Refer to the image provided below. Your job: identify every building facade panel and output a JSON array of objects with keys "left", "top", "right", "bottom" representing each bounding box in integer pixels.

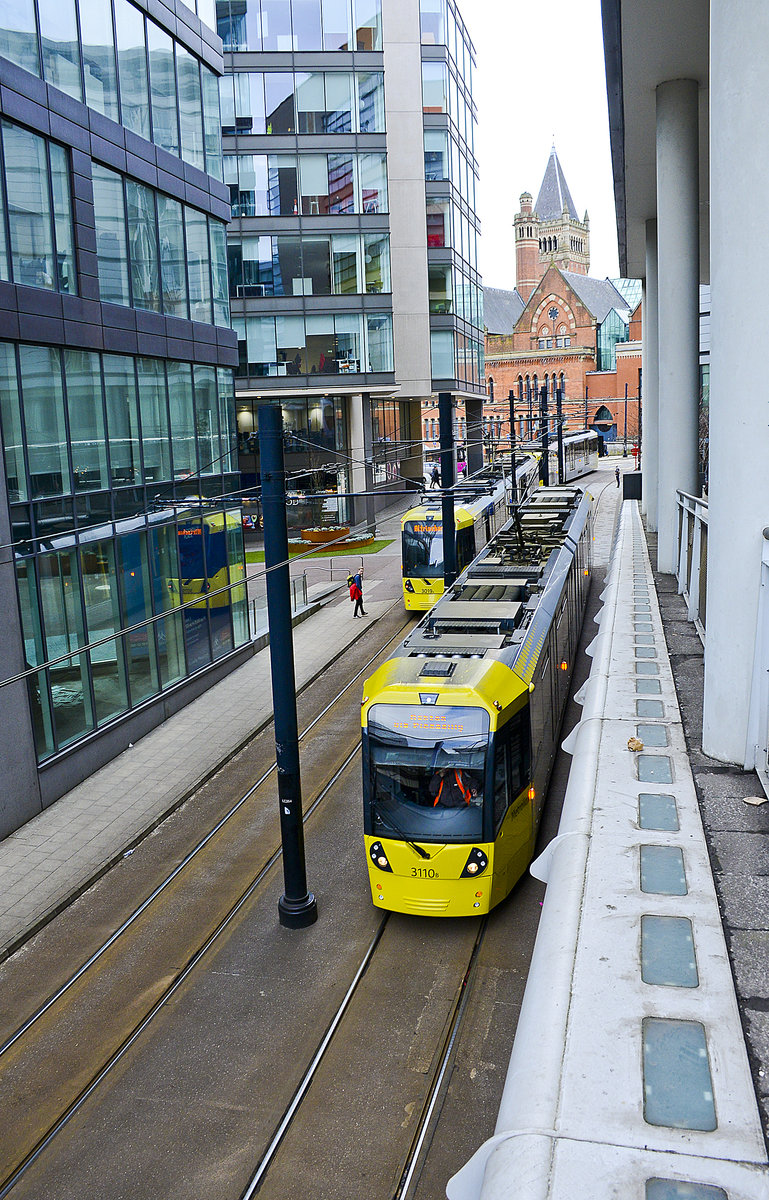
[{"left": 0, "top": 0, "right": 248, "bottom": 830}]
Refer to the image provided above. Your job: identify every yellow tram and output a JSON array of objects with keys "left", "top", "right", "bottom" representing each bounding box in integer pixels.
[
  {"left": 401, "top": 456, "right": 538, "bottom": 611},
  {"left": 362, "top": 485, "right": 592, "bottom": 917}
]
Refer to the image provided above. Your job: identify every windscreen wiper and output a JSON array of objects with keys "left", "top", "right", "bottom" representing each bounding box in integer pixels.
[{"left": 375, "top": 810, "right": 431, "bottom": 859}]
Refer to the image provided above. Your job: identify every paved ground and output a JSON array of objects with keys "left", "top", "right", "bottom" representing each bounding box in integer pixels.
[{"left": 649, "top": 527, "right": 769, "bottom": 1139}]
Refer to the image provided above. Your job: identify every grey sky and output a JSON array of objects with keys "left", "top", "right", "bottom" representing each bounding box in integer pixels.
[{"left": 462, "top": 0, "right": 621, "bottom": 290}]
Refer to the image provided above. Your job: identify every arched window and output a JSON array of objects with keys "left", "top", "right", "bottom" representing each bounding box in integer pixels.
[
  {"left": 560, "top": 372, "right": 566, "bottom": 395},
  {"left": 487, "top": 375, "right": 494, "bottom": 402},
  {"left": 517, "top": 374, "right": 524, "bottom": 400},
  {"left": 553, "top": 236, "right": 558, "bottom": 250}
]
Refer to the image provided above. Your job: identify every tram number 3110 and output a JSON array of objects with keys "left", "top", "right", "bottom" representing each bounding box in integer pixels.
[{"left": 412, "top": 867, "right": 439, "bottom": 878}]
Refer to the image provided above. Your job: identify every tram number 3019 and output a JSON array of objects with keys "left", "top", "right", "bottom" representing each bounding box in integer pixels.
[{"left": 412, "top": 867, "right": 439, "bottom": 878}]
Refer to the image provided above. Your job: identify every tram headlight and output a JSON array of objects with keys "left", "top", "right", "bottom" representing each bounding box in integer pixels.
[
  {"left": 404, "top": 579, "right": 415, "bottom": 593},
  {"left": 460, "top": 848, "right": 488, "bottom": 878},
  {"left": 370, "top": 841, "right": 392, "bottom": 872}
]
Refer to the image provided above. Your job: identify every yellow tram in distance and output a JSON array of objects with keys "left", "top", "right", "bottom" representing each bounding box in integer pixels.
[
  {"left": 362, "top": 485, "right": 592, "bottom": 917},
  {"left": 401, "top": 456, "right": 538, "bottom": 611}
]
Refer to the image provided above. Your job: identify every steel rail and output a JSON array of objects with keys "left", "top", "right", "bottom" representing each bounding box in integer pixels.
[
  {"left": 240, "top": 910, "right": 390, "bottom": 1200},
  {"left": 0, "top": 611, "right": 408, "bottom": 1062},
  {"left": 394, "top": 918, "right": 489, "bottom": 1200},
  {"left": 0, "top": 745, "right": 363, "bottom": 1199}
]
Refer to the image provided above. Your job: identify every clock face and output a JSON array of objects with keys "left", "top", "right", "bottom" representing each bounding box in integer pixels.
[{"left": 548, "top": 306, "right": 559, "bottom": 322}]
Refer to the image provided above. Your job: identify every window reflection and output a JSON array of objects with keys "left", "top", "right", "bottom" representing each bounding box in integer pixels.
[
  {"left": 15, "top": 558, "right": 55, "bottom": 759},
  {"left": 92, "top": 163, "right": 228, "bottom": 326},
  {"left": 39, "top": 547, "right": 94, "bottom": 748},
  {"left": 292, "top": 0, "right": 322, "bottom": 50},
  {"left": 22, "top": 345, "right": 70, "bottom": 499},
  {"left": 235, "top": 313, "right": 394, "bottom": 378},
  {"left": 158, "top": 194, "right": 187, "bottom": 318},
  {"left": 81, "top": 538, "right": 130, "bottom": 725},
  {"left": 114, "top": 0, "right": 150, "bottom": 140},
  {"left": 38, "top": 0, "right": 82, "bottom": 101},
  {"left": 93, "top": 164, "right": 130, "bottom": 306},
  {"left": 167, "top": 362, "right": 197, "bottom": 478},
  {"left": 117, "top": 530, "right": 159, "bottom": 704},
  {"left": 103, "top": 354, "right": 141, "bottom": 487},
  {"left": 176, "top": 44, "right": 206, "bottom": 173},
  {"left": 137, "top": 356, "right": 171, "bottom": 483},
  {"left": 0, "top": 341, "right": 25, "bottom": 502},
  {"left": 3, "top": 121, "right": 56, "bottom": 291},
  {"left": 265, "top": 72, "right": 296, "bottom": 133},
  {"left": 79, "top": 0, "right": 119, "bottom": 121},
  {"left": 354, "top": 0, "right": 381, "bottom": 50},
  {"left": 224, "top": 69, "right": 384, "bottom": 136},
  {"left": 127, "top": 180, "right": 161, "bottom": 311},
  {"left": 0, "top": 0, "right": 40, "bottom": 75},
  {"left": 147, "top": 20, "right": 179, "bottom": 158},
  {"left": 66, "top": 350, "right": 110, "bottom": 492}
]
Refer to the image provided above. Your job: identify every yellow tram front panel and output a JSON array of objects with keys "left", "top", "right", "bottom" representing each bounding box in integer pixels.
[
  {"left": 401, "top": 505, "right": 475, "bottom": 612},
  {"left": 365, "top": 835, "right": 497, "bottom": 916},
  {"left": 362, "top": 661, "right": 534, "bottom": 917},
  {"left": 402, "top": 576, "right": 444, "bottom": 611}
]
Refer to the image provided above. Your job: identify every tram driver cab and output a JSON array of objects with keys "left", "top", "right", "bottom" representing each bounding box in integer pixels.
[{"left": 365, "top": 704, "right": 489, "bottom": 843}]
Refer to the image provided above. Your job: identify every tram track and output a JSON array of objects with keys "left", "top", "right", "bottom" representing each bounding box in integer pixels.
[
  {"left": 234, "top": 914, "right": 490, "bottom": 1200},
  {"left": 0, "top": 609, "right": 409, "bottom": 1062},
  {"left": 0, "top": 612, "right": 410, "bottom": 1195},
  {"left": 0, "top": 474, "right": 619, "bottom": 1198}
]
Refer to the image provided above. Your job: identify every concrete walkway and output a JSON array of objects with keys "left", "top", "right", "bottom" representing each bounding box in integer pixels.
[{"left": 0, "top": 497, "right": 409, "bottom": 959}]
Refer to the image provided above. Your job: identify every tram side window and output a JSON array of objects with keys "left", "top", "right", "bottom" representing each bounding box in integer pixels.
[
  {"left": 456, "top": 525, "right": 475, "bottom": 570},
  {"left": 493, "top": 737, "right": 507, "bottom": 831},
  {"left": 493, "top": 710, "right": 531, "bottom": 832}
]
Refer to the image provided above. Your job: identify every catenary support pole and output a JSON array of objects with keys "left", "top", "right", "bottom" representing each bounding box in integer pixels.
[
  {"left": 508, "top": 390, "right": 518, "bottom": 504},
  {"left": 539, "top": 386, "right": 550, "bottom": 486},
  {"left": 438, "top": 392, "right": 456, "bottom": 589},
  {"left": 556, "top": 387, "right": 565, "bottom": 484},
  {"left": 258, "top": 403, "right": 318, "bottom": 929}
]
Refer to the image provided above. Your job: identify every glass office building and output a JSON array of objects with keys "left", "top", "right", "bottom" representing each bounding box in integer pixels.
[
  {"left": 421, "top": 0, "right": 484, "bottom": 393},
  {"left": 216, "top": 0, "right": 484, "bottom": 515},
  {"left": 0, "top": 0, "right": 244, "bottom": 830}
]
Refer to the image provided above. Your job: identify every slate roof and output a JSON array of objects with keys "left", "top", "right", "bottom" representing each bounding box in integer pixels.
[
  {"left": 559, "top": 271, "right": 630, "bottom": 322},
  {"left": 534, "top": 146, "right": 579, "bottom": 220},
  {"left": 483, "top": 286, "right": 525, "bottom": 334}
]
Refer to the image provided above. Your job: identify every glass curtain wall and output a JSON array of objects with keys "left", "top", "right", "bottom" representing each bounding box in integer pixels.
[
  {"left": 0, "top": 0, "right": 223, "bottom": 180},
  {"left": 216, "top": 0, "right": 382, "bottom": 52},
  {"left": 92, "top": 163, "right": 229, "bottom": 326},
  {"left": 3, "top": 337, "right": 246, "bottom": 762}
]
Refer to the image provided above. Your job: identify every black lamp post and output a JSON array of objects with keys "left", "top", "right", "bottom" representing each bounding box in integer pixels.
[{"left": 258, "top": 404, "right": 318, "bottom": 930}]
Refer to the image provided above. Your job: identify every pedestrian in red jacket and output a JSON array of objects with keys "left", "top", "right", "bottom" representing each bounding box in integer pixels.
[{"left": 349, "top": 579, "right": 366, "bottom": 618}]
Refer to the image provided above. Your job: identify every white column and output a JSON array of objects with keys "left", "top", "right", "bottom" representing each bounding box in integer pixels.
[
  {"left": 382, "top": 0, "right": 432, "bottom": 400},
  {"left": 348, "top": 393, "right": 373, "bottom": 528},
  {"left": 655, "top": 79, "right": 700, "bottom": 572},
  {"left": 642, "top": 220, "right": 659, "bottom": 528},
  {"left": 703, "top": 1, "right": 769, "bottom": 765}
]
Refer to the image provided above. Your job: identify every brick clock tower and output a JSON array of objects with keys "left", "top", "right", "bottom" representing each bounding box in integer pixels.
[{"left": 514, "top": 145, "right": 590, "bottom": 301}]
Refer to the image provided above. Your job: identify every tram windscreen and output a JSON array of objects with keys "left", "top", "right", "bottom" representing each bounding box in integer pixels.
[
  {"left": 402, "top": 520, "right": 443, "bottom": 578},
  {"left": 367, "top": 704, "right": 489, "bottom": 841}
]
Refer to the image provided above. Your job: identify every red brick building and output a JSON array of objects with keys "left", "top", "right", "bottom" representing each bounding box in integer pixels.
[{"left": 422, "top": 149, "right": 642, "bottom": 465}]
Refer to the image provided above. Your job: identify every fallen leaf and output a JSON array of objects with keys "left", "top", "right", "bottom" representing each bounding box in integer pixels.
[{"left": 627, "top": 737, "right": 644, "bottom": 751}]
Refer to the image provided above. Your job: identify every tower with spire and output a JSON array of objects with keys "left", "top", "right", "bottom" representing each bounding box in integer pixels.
[{"left": 513, "top": 145, "right": 590, "bottom": 301}]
